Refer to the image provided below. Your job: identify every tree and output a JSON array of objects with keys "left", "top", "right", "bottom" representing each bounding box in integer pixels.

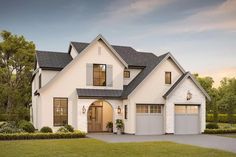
[
  {"left": 0, "top": 30, "right": 35, "bottom": 120},
  {"left": 217, "top": 78, "right": 236, "bottom": 123},
  {"left": 193, "top": 74, "right": 218, "bottom": 115}
]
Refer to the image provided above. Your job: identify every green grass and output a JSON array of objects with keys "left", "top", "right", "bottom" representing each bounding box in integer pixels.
[{"left": 0, "top": 138, "right": 235, "bottom": 157}]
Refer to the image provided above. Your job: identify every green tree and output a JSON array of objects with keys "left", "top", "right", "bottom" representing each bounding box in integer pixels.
[
  {"left": 0, "top": 30, "right": 35, "bottom": 120},
  {"left": 193, "top": 74, "right": 218, "bottom": 116},
  {"left": 217, "top": 78, "right": 236, "bottom": 123}
]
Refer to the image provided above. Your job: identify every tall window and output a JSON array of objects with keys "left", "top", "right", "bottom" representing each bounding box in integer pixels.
[
  {"left": 124, "top": 105, "right": 128, "bottom": 119},
  {"left": 124, "top": 71, "right": 130, "bottom": 78},
  {"left": 39, "top": 74, "right": 42, "bottom": 89},
  {"left": 53, "top": 98, "right": 68, "bottom": 126},
  {"left": 93, "top": 64, "right": 106, "bottom": 86},
  {"left": 165, "top": 72, "right": 171, "bottom": 84}
]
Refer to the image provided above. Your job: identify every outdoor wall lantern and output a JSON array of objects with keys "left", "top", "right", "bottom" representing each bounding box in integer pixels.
[
  {"left": 82, "top": 106, "right": 86, "bottom": 114},
  {"left": 187, "top": 90, "right": 192, "bottom": 100},
  {"left": 117, "top": 106, "right": 121, "bottom": 114}
]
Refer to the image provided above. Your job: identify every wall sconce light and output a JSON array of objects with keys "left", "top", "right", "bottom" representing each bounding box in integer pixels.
[
  {"left": 117, "top": 106, "right": 121, "bottom": 114},
  {"left": 82, "top": 106, "right": 86, "bottom": 114},
  {"left": 187, "top": 90, "right": 192, "bottom": 100}
]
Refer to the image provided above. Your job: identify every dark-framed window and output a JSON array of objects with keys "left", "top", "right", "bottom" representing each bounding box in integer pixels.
[
  {"left": 165, "top": 72, "right": 171, "bottom": 84},
  {"left": 124, "top": 71, "right": 130, "bottom": 78},
  {"left": 53, "top": 98, "right": 68, "bottom": 126},
  {"left": 124, "top": 105, "right": 128, "bottom": 119},
  {"left": 39, "top": 74, "right": 42, "bottom": 89},
  {"left": 93, "top": 64, "right": 106, "bottom": 86}
]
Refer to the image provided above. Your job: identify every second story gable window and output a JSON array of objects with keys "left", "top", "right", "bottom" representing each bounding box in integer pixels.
[
  {"left": 93, "top": 64, "right": 106, "bottom": 86},
  {"left": 165, "top": 72, "right": 171, "bottom": 84},
  {"left": 124, "top": 71, "right": 130, "bottom": 78}
]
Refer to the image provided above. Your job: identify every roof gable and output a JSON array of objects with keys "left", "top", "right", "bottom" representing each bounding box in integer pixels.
[
  {"left": 163, "top": 72, "right": 211, "bottom": 101},
  {"left": 70, "top": 34, "right": 128, "bottom": 67}
]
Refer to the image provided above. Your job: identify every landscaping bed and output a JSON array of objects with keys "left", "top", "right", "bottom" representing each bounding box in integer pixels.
[{"left": 0, "top": 132, "right": 86, "bottom": 140}]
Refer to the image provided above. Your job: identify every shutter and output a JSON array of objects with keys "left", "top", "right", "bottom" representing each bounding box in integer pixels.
[
  {"left": 106, "top": 64, "right": 113, "bottom": 87},
  {"left": 86, "top": 63, "right": 93, "bottom": 86}
]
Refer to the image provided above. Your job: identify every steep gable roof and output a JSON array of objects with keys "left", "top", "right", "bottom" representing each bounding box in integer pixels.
[
  {"left": 36, "top": 51, "right": 72, "bottom": 70},
  {"left": 163, "top": 72, "right": 211, "bottom": 101}
]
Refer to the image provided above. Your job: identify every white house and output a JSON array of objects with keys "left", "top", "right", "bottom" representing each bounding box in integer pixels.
[{"left": 31, "top": 34, "right": 210, "bottom": 135}]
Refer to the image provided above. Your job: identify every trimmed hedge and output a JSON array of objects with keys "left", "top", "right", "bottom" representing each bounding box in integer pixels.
[
  {"left": 18, "top": 120, "right": 35, "bottom": 133},
  {"left": 206, "top": 114, "right": 236, "bottom": 123},
  {"left": 0, "top": 132, "right": 86, "bottom": 140},
  {"left": 204, "top": 129, "right": 236, "bottom": 134},
  {"left": 40, "top": 126, "right": 53, "bottom": 133},
  {"left": 206, "top": 123, "right": 219, "bottom": 129}
]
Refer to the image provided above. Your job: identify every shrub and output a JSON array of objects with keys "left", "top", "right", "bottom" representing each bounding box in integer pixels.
[
  {"left": 57, "top": 127, "right": 69, "bottom": 133},
  {"left": 206, "top": 123, "right": 219, "bottom": 129},
  {"left": 64, "top": 125, "right": 74, "bottom": 132},
  {"left": 57, "top": 125, "right": 74, "bottom": 133},
  {"left": 18, "top": 120, "right": 35, "bottom": 133},
  {"left": 204, "top": 129, "right": 236, "bottom": 134},
  {"left": 40, "top": 126, "right": 53, "bottom": 133},
  {"left": 0, "top": 121, "right": 24, "bottom": 133},
  {"left": 0, "top": 132, "right": 86, "bottom": 140},
  {"left": 206, "top": 114, "right": 236, "bottom": 123}
]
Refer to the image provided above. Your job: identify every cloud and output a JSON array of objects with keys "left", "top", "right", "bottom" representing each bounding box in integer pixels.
[
  {"left": 101, "top": 0, "right": 173, "bottom": 24},
  {"left": 198, "top": 66, "right": 236, "bottom": 87},
  {"left": 156, "top": 0, "right": 236, "bottom": 34}
]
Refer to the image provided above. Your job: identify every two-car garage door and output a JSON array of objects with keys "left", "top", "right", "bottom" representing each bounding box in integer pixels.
[
  {"left": 136, "top": 104, "right": 163, "bottom": 135},
  {"left": 175, "top": 105, "right": 200, "bottom": 134}
]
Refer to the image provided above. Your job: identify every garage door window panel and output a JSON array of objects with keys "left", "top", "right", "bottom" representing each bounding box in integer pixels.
[
  {"left": 175, "top": 106, "right": 186, "bottom": 114},
  {"left": 136, "top": 105, "right": 148, "bottom": 113},
  {"left": 186, "top": 106, "right": 198, "bottom": 114},
  {"left": 150, "top": 105, "right": 162, "bottom": 114}
]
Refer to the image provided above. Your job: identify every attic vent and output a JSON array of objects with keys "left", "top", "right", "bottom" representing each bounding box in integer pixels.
[{"left": 98, "top": 46, "right": 101, "bottom": 55}]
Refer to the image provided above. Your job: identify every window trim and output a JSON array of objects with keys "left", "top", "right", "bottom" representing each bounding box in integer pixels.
[
  {"left": 53, "top": 97, "right": 68, "bottom": 126},
  {"left": 93, "top": 64, "right": 106, "bottom": 86},
  {"left": 165, "top": 72, "right": 171, "bottom": 84},
  {"left": 124, "top": 71, "right": 130, "bottom": 78}
]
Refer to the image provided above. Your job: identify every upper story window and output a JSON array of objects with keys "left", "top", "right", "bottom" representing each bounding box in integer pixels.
[
  {"left": 165, "top": 72, "right": 171, "bottom": 84},
  {"left": 39, "top": 74, "right": 42, "bottom": 89},
  {"left": 124, "top": 71, "right": 130, "bottom": 78},
  {"left": 93, "top": 64, "right": 106, "bottom": 86}
]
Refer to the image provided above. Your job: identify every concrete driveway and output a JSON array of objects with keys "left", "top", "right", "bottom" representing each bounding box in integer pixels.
[{"left": 87, "top": 133, "right": 236, "bottom": 153}]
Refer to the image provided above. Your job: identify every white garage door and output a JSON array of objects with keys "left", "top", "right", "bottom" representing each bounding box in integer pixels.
[
  {"left": 175, "top": 105, "right": 200, "bottom": 134},
  {"left": 136, "top": 104, "right": 164, "bottom": 135}
]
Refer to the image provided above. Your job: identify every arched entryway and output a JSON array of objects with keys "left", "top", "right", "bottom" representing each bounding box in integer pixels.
[{"left": 87, "top": 100, "right": 113, "bottom": 132}]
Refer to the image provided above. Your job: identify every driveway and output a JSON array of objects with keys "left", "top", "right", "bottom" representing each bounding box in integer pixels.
[{"left": 87, "top": 133, "right": 236, "bottom": 153}]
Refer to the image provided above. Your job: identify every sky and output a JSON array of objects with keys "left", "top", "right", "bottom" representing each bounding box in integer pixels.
[{"left": 0, "top": 0, "right": 235, "bottom": 86}]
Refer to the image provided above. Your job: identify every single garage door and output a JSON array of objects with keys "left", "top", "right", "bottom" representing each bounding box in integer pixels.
[
  {"left": 136, "top": 104, "right": 163, "bottom": 135},
  {"left": 175, "top": 105, "right": 200, "bottom": 134}
]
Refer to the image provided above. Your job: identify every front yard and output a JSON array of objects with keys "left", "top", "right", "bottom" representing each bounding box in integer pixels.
[{"left": 0, "top": 138, "right": 235, "bottom": 157}]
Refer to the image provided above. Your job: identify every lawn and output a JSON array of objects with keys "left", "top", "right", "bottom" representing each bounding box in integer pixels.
[{"left": 0, "top": 139, "right": 235, "bottom": 157}]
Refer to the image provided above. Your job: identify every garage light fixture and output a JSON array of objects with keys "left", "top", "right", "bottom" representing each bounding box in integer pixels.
[{"left": 187, "top": 90, "right": 192, "bottom": 100}]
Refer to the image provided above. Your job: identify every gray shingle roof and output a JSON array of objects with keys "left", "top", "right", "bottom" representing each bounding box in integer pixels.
[
  {"left": 36, "top": 42, "right": 169, "bottom": 99},
  {"left": 76, "top": 88, "right": 123, "bottom": 99},
  {"left": 36, "top": 51, "right": 72, "bottom": 70}
]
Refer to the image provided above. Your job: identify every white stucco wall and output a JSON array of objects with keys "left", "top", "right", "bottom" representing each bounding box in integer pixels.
[
  {"left": 36, "top": 40, "right": 125, "bottom": 130},
  {"left": 70, "top": 46, "right": 78, "bottom": 59},
  {"left": 123, "top": 69, "right": 142, "bottom": 85},
  {"left": 41, "top": 70, "right": 58, "bottom": 86},
  {"left": 165, "top": 77, "right": 206, "bottom": 133},
  {"left": 126, "top": 58, "right": 183, "bottom": 134}
]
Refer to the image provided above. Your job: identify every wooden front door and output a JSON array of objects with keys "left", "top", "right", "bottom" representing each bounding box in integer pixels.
[{"left": 88, "top": 105, "right": 103, "bottom": 132}]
